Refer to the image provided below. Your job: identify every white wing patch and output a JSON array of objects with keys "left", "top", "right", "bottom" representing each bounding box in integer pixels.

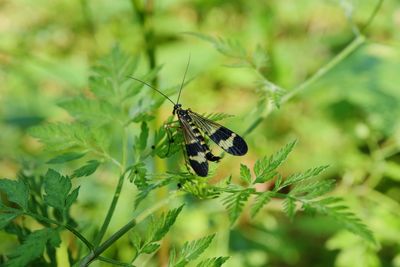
[
  {"left": 218, "top": 133, "right": 236, "bottom": 150},
  {"left": 189, "top": 152, "right": 207, "bottom": 164}
]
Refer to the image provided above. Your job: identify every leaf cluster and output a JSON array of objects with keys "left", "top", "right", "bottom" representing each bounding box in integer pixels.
[{"left": 0, "top": 169, "right": 79, "bottom": 266}]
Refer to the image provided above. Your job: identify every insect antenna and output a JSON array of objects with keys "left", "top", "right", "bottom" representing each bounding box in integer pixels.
[
  {"left": 176, "top": 54, "right": 191, "bottom": 104},
  {"left": 128, "top": 76, "right": 175, "bottom": 105}
]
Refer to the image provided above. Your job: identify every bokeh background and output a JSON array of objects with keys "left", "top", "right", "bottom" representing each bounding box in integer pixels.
[{"left": 1, "top": 0, "right": 400, "bottom": 266}]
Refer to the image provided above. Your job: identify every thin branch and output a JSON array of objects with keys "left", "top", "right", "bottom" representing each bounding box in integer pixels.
[
  {"left": 79, "top": 219, "right": 137, "bottom": 266},
  {"left": 94, "top": 173, "right": 126, "bottom": 247},
  {"left": 25, "top": 212, "right": 94, "bottom": 250},
  {"left": 361, "top": 0, "right": 384, "bottom": 33}
]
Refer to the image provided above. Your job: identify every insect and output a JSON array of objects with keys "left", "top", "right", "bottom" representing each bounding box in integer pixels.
[{"left": 129, "top": 59, "right": 248, "bottom": 177}]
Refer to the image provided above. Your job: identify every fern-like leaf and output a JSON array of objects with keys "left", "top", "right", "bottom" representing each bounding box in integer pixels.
[
  {"left": 196, "top": 257, "right": 229, "bottom": 267},
  {"left": 250, "top": 192, "right": 271, "bottom": 218},
  {"left": 171, "top": 234, "right": 215, "bottom": 267},
  {"left": 253, "top": 140, "right": 296, "bottom": 183},
  {"left": 222, "top": 188, "right": 254, "bottom": 225},
  {"left": 303, "top": 197, "right": 376, "bottom": 245}
]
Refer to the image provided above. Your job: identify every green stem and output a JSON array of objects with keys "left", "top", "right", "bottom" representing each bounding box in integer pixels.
[
  {"left": 361, "top": 0, "right": 384, "bottom": 33},
  {"left": 93, "top": 173, "right": 125, "bottom": 247},
  {"left": 281, "top": 34, "right": 366, "bottom": 104},
  {"left": 243, "top": 35, "right": 366, "bottom": 137},
  {"left": 79, "top": 219, "right": 136, "bottom": 266},
  {"left": 94, "top": 128, "right": 128, "bottom": 246},
  {"left": 25, "top": 212, "right": 93, "bottom": 250}
]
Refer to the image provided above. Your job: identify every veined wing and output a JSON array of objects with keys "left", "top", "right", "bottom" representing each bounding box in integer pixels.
[
  {"left": 188, "top": 110, "right": 248, "bottom": 156},
  {"left": 179, "top": 117, "right": 208, "bottom": 177}
]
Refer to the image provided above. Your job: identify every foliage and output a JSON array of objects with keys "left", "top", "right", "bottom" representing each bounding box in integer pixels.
[{"left": 1, "top": 0, "right": 396, "bottom": 266}]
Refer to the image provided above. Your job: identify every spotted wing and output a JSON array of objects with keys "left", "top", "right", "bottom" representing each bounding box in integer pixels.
[
  {"left": 179, "top": 117, "right": 209, "bottom": 177},
  {"left": 188, "top": 110, "right": 248, "bottom": 156}
]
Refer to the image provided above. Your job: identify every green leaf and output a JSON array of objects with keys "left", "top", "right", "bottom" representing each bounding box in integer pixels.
[
  {"left": 239, "top": 164, "right": 252, "bottom": 184},
  {"left": 253, "top": 141, "right": 296, "bottom": 183},
  {"left": 43, "top": 169, "right": 72, "bottom": 211},
  {"left": 222, "top": 188, "right": 254, "bottom": 225},
  {"left": 283, "top": 197, "right": 296, "bottom": 221},
  {"left": 0, "top": 211, "right": 22, "bottom": 229},
  {"left": 30, "top": 123, "right": 109, "bottom": 152},
  {"left": 58, "top": 98, "right": 122, "bottom": 125},
  {"left": 172, "top": 234, "right": 216, "bottom": 267},
  {"left": 4, "top": 228, "right": 61, "bottom": 267},
  {"left": 47, "top": 152, "right": 86, "bottom": 164},
  {"left": 148, "top": 205, "right": 184, "bottom": 242},
  {"left": 281, "top": 165, "right": 329, "bottom": 189},
  {"left": 0, "top": 179, "right": 29, "bottom": 210},
  {"left": 291, "top": 178, "right": 335, "bottom": 199},
  {"left": 304, "top": 197, "right": 376, "bottom": 245},
  {"left": 136, "top": 122, "right": 149, "bottom": 151},
  {"left": 89, "top": 45, "right": 139, "bottom": 100},
  {"left": 196, "top": 257, "right": 230, "bottom": 267},
  {"left": 203, "top": 112, "right": 234, "bottom": 122},
  {"left": 250, "top": 192, "right": 271, "bottom": 218},
  {"left": 66, "top": 187, "right": 80, "bottom": 209},
  {"left": 128, "top": 162, "right": 148, "bottom": 189},
  {"left": 72, "top": 160, "right": 100, "bottom": 178},
  {"left": 142, "top": 243, "right": 160, "bottom": 254}
]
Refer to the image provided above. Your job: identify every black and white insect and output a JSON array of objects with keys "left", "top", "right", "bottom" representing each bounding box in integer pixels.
[{"left": 129, "top": 59, "right": 248, "bottom": 177}]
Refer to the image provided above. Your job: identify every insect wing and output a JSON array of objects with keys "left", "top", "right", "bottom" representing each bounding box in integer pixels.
[
  {"left": 179, "top": 118, "right": 209, "bottom": 177},
  {"left": 188, "top": 111, "right": 248, "bottom": 156}
]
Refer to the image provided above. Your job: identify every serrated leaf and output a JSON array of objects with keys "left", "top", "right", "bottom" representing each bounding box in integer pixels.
[
  {"left": 196, "top": 257, "right": 229, "bottom": 267},
  {"left": 0, "top": 179, "right": 29, "bottom": 210},
  {"left": 239, "top": 164, "right": 251, "bottom": 184},
  {"left": 89, "top": 45, "right": 139, "bottom": 100},
  {"left": 203, "top": 112, "right": 234, "bottom": 122},
  {"left": 4, "top": 228, "right": 61, "bottom": 267},
  {"left": 281, "top": 165, "right": 329, "bottom": 189},
  {"left": 44, "top": 169, "right": 72, "bottom": 211},
  {"left": 173, "top": 234, "right": 216, "bottom": 267},
  {"left": 142, "top": 243, "right": 160, "bottom": 254},
  {"left": 0, "top": 212, "right": 22, "bottom": 229},
  {"left": 291, "top": 178, "right": 335, "bottom": 199},
  {"left": 222, "top": 189, "right": 254, "bottom": 225},
  {"left": 250, "top": 192, "right": 271, "bottom": 218},
  {"left": 29, "top": 123, "right": 109, "bottom": 152},
  {"left": 272, "top": 174, "right": 283, "bottom": 192},
  {"left": 58, "top": 98, "right": 122, "bottom": 125},
  {"left": 148, "top": 205, "right": 184, "bottom": 242},
  {"left": 65, "top": 187, "right": 80, "bottom": 209},
  {"left": 47, "top": 152, "right": 86, "bottom": 164},
  {"left": 305, "top": 197, "right": 376, "bottom": 245},
  {"left": 72, "top": 160, "right": 100, "bottom": 178},
  {"left": 137, "top": 122, "right": 149, "bottom": 151},
  {"left": 283, "top": 197, "right": 296, "bottom": 220},
  {"left": 253, "top": 141, "right": 296, "bottom": 183},
  {"left": 130, "top": 232, "right": 141, "bottom": 251},
  {"left": 128, "top": 162, "right": 148, "bottom": 189}
]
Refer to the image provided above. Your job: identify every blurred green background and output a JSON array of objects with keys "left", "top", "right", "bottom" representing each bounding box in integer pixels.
[{"left": 1, "top": 0, "right": 400, "bottom": 266}]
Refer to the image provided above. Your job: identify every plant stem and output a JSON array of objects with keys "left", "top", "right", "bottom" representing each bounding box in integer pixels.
[
  {"left": 79, "top": 219, "right": 136, "bottom": 266},
  {"left": 243, "top": 34, "right": 366, "bottom": 137},
  {"left": 98, "top": 256, "right": 132, "bottom": 266},
  {"left": 94, "top": 128, "right": 128, "bottom": 246},
  {"left": 25, "top": 212, "right": 94, "bottom": 250},
  {"left": 361, "top": 0, "right": 384, "bottom": 33},
  {"left": 281, "top": 34, "right": 366, "bottom": 104},
  {"left": 94, "top": 173, "right": 125, "bottom": 247}
]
